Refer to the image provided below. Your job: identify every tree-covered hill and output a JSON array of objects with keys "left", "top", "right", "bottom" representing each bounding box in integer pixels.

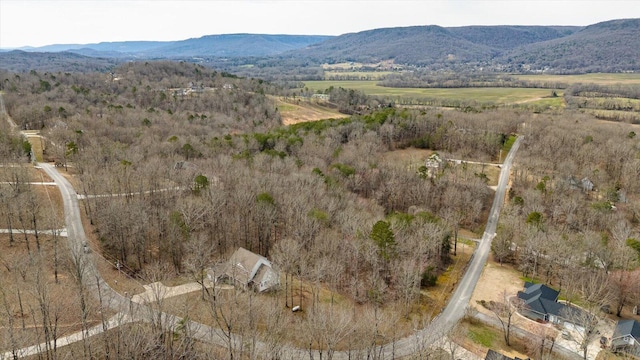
[
  {"left": 503, "top": 18, "right": 640, "bottom": 73},
  {"left": 291, "top": 25, "right": 498, "bottom": 65}
]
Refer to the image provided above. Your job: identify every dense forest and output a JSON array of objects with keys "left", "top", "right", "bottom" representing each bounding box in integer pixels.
[{"left": 0, "top": 61, "right": 639, "bottom": 359}]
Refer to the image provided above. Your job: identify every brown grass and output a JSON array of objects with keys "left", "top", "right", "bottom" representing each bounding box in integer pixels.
[
  {"left": 271, "top": 96, "right": 349, "bottom": 125},
  {"left": 379, "top": 148, "right": 433, "bottom": 169},
  {"left": 24, "top": 134, "right": 45, "bottom": 162}
]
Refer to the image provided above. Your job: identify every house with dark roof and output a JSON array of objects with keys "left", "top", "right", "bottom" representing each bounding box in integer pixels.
[
  {"left": 611, "top": 319, "right": 640, "bottom": 357},
  {"left": 517, "top": 282, "right": 586, "bottom": 333},
  {"left": 208, "top": 247, "right": 279, "bottom": 292},
  {"left": 485, "top": 349, "right": 529, "bottom": 360}
]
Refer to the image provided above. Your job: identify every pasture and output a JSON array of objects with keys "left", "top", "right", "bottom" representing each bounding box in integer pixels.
[
  {"left": 269, "top": 96, "right": 349, "bottom": 125},
  {"left": 303, "top": 80, "right": 557, "bottom": 105},
  {"left": 514, "top": 73, "right": 640, "bottom": 86}
]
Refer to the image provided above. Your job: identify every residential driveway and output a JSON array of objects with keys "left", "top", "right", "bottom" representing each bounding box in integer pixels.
[
  {"left": 131, "top": 281, "right": 233, "bottom": 304},
  {"left": 554, "top": 317, "right": 615, "bottom": 360}
]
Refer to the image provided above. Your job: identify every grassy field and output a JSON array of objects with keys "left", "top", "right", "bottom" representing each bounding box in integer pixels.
[
  {"left": 303, "top": 80, "right": 556, "bottom": 105},
  {"left": 515, "top": 73, "right": 640, "bottom": 85},
  {"left": 269, "top": 96, "right": 349, "bottom": 125}
]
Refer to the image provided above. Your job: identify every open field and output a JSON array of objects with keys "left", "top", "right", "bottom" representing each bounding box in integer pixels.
[
  {"left": 303, "top": 80, "right": 556, "bottom": 104},
  {"left": 515, "top": 73, "right": 640, "bottom": 86},
  {"left": 270, "top": 96, "right": 349, "bottom": 125},
  {"left": 380, "top": 147, "right": 502, "bottom": 186}
]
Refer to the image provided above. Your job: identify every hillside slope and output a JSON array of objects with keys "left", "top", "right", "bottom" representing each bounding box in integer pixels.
[
  {"left": 504, "top": 18, "right": 640, "bottom": 72},
  {"left": 293, "top": 25, "right": 498, "bottom": 66},
  {"left": 286, "top": 19, "right": 638, "bottom": 72}
]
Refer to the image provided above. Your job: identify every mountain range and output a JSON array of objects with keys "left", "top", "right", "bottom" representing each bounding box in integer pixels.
[
  {"left": 7, "top": 34, "right": 334, "bottom": 58},
  {"left": 1, "top": 18, "right": 638, "bottom": 73}
]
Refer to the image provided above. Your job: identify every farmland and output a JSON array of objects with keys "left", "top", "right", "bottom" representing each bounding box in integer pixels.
[
  {"left": 514, "top": 72, "right": 640, "bottom": 86},
  {"left": 303, "top": 80, "right": 557, "bottom": 105}
]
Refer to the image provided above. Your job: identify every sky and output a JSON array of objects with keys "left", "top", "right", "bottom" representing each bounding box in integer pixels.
[{"left": 1, "top": 0, "right": 639, "bottom": 48}]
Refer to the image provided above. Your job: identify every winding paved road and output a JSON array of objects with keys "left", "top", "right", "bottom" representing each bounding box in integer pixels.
[{"left": 3, "top": 112, "right": 530, "bottom": 359}]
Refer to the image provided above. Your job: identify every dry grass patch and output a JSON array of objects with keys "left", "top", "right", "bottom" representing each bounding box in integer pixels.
[
  {"left": 271, "top": 96, "right": 348, "bottom": 125},
  {"left": 379, "top": 148, "right": 433, "bottom": 169},
  {"left": 25, "top": 134, "right": 45, "bottom": 162},
  {"left": 469, "top": 260, "right": 523, "bottom": 316}
]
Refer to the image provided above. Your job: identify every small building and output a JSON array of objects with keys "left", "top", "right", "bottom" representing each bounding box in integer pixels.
[
  {"left": 424, "top": 153, "right": 444, "bottom": 178},
  {"left": 312, "top": 93, "right": 330, "bottom": 101},
  {"left": 209, "top": 247, "right": 279, "bottom": 293},
  {"left": 611, "top": 319, "right": 640, "bottom": 357},
  {"left": 568, "top": 176, "right": 594, "bottom": 192},
  {"left": 485, "top": 349, "right": 529, "bottom": 360}
]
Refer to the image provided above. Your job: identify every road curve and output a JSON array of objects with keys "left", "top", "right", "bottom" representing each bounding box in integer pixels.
[{"left": 4, "top": 136, "right": 523, "bottom": 359}]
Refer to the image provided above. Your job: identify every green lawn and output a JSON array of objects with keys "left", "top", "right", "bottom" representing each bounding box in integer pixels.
[
  {"left": 467, "top": 323, "right": 498, "bottom": 347},
  {"left": 303, "top": 80, "right": 555, "bottom": 105}
]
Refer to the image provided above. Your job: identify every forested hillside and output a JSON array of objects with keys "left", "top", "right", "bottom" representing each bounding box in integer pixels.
[
  {"left": 1, "top": 59, "right": 639, "bottom": 359},
  {"left": 285, "top": 18, "right": 639, "bottom": 73},
  {"left": 0, "top": 50, "right": 120, "bottom": 73},
  {"left": 0, "top": 63, "right": 518, "bottom": 353},
  {"left": 504, "top": 18, "right": 640, "bottom": 73}
]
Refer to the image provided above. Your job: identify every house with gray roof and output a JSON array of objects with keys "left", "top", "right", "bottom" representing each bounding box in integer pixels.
[
  {"left": 611, "top": 319, "right": 640, "bottom": 357},
  {"left": 517, "top": 282, "right": 586, "bottom": 333},
  {"left": 208, "top": 247, "right": 279, "bottom": 292},
  {"left": 485, "top": 349, "right": 529, "bottom": 360}
]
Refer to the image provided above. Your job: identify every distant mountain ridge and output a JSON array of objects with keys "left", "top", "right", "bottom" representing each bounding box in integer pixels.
[
  {"left": 10, "top": 34, "right": 334, "bottom": 58},
  {"left": 1, "top": 19, "right": 639, "bottom": 73}
]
